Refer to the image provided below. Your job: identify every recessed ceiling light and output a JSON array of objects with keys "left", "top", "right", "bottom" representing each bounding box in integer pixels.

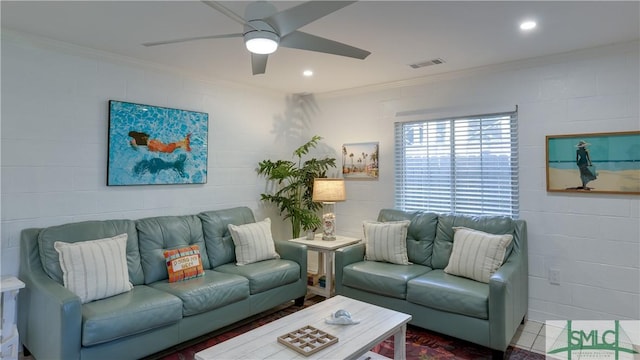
[
  {"left": 520, "top": 21, "right": 537, "bottom": 31},
  {"left": 303, "top": 70, "right": 313, "bottom": 77}
]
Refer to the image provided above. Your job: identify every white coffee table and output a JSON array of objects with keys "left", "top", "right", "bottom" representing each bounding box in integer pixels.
[{"left": 195, "top": 295, "right": 411, "bottom": 360}]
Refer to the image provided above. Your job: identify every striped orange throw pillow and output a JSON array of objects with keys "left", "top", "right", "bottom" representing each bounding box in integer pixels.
[{"left": 164, "top": 245, "right": 205, "bottom": 282}]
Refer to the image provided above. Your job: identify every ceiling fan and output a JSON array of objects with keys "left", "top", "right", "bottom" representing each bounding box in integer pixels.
[{"left": 143, "top": 1, "right": 371, "bottom": 75}]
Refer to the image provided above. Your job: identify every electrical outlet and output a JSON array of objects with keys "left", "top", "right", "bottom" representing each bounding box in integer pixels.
[{"left": 549, "top": 268, "right": 561, "bottom": 285}]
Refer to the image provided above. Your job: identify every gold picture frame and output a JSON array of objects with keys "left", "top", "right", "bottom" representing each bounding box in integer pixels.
[{"left": 545, "top": 131, "right": 639, "bottom": 194}]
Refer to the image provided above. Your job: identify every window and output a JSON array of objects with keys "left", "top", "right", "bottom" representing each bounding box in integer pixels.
[{"left": 394, "top": 111, "right": 519, "bottom": 217}]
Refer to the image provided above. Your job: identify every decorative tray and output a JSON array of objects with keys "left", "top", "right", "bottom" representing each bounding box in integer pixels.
[{"left": 277, "top": 325, "right": 338, "bottom": 356}]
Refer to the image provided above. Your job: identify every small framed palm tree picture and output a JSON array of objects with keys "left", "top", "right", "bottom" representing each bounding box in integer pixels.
[{"left": 342, "top": 142, "right": 379, "bottom": 180}]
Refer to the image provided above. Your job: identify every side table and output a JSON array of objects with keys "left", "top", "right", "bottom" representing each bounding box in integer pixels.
[
  {"left": 290, "top": 235, "right": 360, "bottom": 298},
  {"left": 1, "top": 276, "right": 25, "bottom": 360}
]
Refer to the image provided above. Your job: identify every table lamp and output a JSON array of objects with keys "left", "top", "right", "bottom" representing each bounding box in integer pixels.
[{"left": 312, "top": 178, "right": 346, "bottom": 241}]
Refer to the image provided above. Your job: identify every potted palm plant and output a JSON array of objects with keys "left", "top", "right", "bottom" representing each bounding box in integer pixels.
[{"left": 257, "top": 136, "right": 337, "bottom": 238}]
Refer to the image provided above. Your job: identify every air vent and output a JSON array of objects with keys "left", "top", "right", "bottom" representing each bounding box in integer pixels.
[{"left": 409, "top": 58, "right": 446, "bottom": 69}]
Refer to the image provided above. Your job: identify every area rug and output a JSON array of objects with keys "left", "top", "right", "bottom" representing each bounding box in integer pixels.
[{"left": 144, "top": 296, "right": 543, "bottom": 360}]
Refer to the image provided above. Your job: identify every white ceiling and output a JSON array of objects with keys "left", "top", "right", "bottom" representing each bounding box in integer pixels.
[{"left": 2, "top": 1, "right": 639, "bottom": 94}]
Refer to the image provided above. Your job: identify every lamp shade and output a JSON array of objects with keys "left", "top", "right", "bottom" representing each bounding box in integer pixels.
[{"left": 312, "top": 178, "right": 346, "bottom": 202}]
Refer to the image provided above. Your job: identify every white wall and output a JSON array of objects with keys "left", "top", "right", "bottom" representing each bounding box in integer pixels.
[
  {"left": 0, "top": 31, "right": 314, "bottom": 276},
  {"left": 313, "top": 41, "right": 640, "bottom": 321},
  {"left": 2, "top": 30, "right": 639, "bottom": 322}
]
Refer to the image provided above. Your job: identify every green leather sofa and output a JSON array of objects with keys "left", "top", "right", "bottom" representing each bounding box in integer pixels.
[
  {"left": 18, "top": 207, "right": 307, "bottom": 360},
  {"left": 335, "top": 209, "right": 528, "bottom": 358}
]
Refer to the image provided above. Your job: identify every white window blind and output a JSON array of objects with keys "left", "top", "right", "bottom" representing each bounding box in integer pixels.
[{"left": 394, "top": 111, "right": 519, "bottom": 217}]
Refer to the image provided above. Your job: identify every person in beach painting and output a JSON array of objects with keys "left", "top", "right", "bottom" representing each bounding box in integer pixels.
[
  {"left": 576, "top": 140, "right": 596, "bottom": 190},
  {"left": 128, "top": 131, "right": 191, "bottom": 153}
]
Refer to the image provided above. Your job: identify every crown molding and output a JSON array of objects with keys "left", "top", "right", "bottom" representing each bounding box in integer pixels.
[
  {"left": 318, "top": 39, "right": 640, "bottom": 99},
  {"left": 1, "top": 29, "right": 287, "bottom": 97},
  {"left": 3, "top": 29, "right": 637, "bottom": 99}
]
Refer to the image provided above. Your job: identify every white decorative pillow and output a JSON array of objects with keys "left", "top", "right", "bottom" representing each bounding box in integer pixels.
[
  {"left": 54, "top": 233, "right": 133, "bottom": 303},
  {"left": 363, "top": 220, "right": 411, "bottom": 265},
  {"left": 444, "top": 227, "right": 513, "bottom": 283},
  {"left": 228, "top": 218, "right": 280, "bottom": 266}
]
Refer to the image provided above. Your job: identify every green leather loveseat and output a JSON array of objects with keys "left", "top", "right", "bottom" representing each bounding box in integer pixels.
[
  {"left": 18, "top": 207, "right": 307, "bottom": 360},
  {"left": 334, "top": 209, "right": 527, "bottom": 358}
]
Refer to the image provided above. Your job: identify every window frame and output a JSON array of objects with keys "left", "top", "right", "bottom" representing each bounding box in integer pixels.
[{"left": 394, "top": 110, "right": 519, "bottom": 218}]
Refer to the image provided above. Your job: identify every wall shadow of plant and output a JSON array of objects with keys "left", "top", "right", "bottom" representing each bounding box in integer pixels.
[
  {"left": 275, "top": 93, "right": 338, "bottom": 159},
  {"left": 257, "top": 93, "right": 340, "bottom": 239},
  {"left": 271, "top": 93, "right": 318, "bottom": 145}
]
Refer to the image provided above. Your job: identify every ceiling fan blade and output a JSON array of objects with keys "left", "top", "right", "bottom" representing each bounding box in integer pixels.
[
  {"left": 143, "top": 33, "right": 242, "bottom": 47},
  {"left": 264, "top": 1, "right": 357, "bottom": 37},
  {"left": 280, "top": 31, "right": 370, "bottom": 60},
  {"left": 252, "top": 53, "right": 268, "bottom": 75},
  {"left": 201, "top": 1, "right": 249, "bottom": 27}
]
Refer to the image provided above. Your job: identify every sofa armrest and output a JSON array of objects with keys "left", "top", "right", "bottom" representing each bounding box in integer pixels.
[
  {"left": 274, "top": 240, "right": 308, "bottom": 278},
  {"left": 19, "top": 230, "right": 82, "bottom": 360},
  {"left": 488, "top": 252, "right": 528, "bottom": 351},
  {"left": 334, "top": 243, "right": 365, "bottom": 295}
]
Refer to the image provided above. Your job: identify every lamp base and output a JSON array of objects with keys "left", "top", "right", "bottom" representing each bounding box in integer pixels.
[
  {"left": 321, "top": 203, "right": 336, "bottom": 241},
  {"left": 322, "top": 234, "right": 336, "bottom": 241}
]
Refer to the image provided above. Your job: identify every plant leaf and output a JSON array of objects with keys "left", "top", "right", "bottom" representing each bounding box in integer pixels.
[{"left": 256, "top": 135, "right": 336, "bottom": 237}]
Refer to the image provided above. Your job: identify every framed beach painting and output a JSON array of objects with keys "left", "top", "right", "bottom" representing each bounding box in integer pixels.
[
  {"left": 546, "top": 131, "right": 640, "bottom": 194},
  {"left": 107, "top": 100, "right": 208, "bottom": 186},
  {"left": 342, "top": 142, "right": 379, "bottom": 180}
]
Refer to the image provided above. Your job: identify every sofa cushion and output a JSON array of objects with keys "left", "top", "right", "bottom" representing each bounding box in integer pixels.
[
  {"left": 228, "top": 218, "right": 280, "bottom": 265},
  {"left": 407, "top": 269, "right": 489, "bottom": 320},
  {"left": 54, "top": 233, "right": 133, "bottom": 303},
  {"left": 215, "top": 259, "right": 300, "bottom": 295},
  {"left": 378, "top": 210, "right": 438, "bottom": 267},
  {"left": 342, "top": 261, "right": 431, "bottom": 299},
  {"left": 363, "top": 220, "right": 411, "bottom": 265},
  {"left": 137, "top": 215, "right": 209, "bottom": 284},
  {"left": 81, "top": 285, "right": 182, "bottom": 346},
  {"left": 149, "top": 270, "right": 250, "bottom": 316},
  {"left": 164, "top": 245, "right": 205, "bottom": 282},
  {"left": 37, "top": 219, "right": 145, "bottom": 286},
  {"left": 199, "top": 207, "right": 256, "bottom": 268},
  {"left": 444, "top": 227, "right": 513, "bottom": 283},
  {"left": 432, "top": 214, "right": 515, "bottom": 269}
]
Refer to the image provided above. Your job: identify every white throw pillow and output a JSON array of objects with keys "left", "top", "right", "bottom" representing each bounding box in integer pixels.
[
  {"left": 444, "top": 227, "right": 513, "bottom": 283},
  {"left": 228, "top": 218, "right": 280, "bottom": 266},
  {"left": 54, "top": 233, "right": 133, "bottom": 303},
  {"left": 363, "top": 220, "right": 411, "bottom": 265}
]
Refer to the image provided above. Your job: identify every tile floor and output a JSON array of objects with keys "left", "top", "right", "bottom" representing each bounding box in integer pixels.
[{"left": 511, "top": 319, "right": 547, "bottom": 355}]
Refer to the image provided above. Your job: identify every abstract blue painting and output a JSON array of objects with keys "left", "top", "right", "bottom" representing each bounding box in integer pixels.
[{"left": 108, "top": 100, "right": 208, "bottom": 185}]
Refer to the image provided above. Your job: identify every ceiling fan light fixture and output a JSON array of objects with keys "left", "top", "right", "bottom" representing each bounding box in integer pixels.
[
  {"left": 520, "top": 20, "right": 537, "bottom": 31},
  {"left": 244, "top": 31, "right": 279, "bottom": 54}
]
